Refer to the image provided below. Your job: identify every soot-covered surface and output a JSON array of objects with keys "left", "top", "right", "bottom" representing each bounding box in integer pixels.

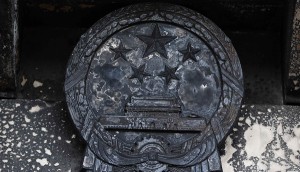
[
  {"left": 0, "top": 100, "right": 85, "bottom": 171},
  {"left": 17, "top": 28, "right": 283, "bottom": 105},
  {"left": 1, "top": 100, "right": 299, "bottom": 171}
]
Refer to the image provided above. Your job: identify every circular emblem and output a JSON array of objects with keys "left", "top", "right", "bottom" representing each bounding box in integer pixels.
[{"left": 65, "top": 3, "right": 243, "bottom": 172}]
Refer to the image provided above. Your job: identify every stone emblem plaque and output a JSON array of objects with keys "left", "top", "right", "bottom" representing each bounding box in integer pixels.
[{"left": 65, "top": 3, "right": 244, "bottom": 172}]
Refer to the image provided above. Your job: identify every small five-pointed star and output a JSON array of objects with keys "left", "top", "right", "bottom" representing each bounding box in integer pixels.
[
  {"left": 137, "top": 24, "right": 177, "bottom": 59},
  {"left": 110, "top": 42, "right": 132, "bottom": 61},
  {"left": 179, "top": 42, "right": 201, "bottom": 62},
  {"left": 158, "top": 65, "right": 179, "bottom": 85},
  {"left": 129, "top": 64, "right": 151, "bottom": 83}
]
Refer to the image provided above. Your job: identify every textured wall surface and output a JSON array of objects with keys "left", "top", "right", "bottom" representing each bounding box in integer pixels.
[
  {"left": 1, "top": 100, "right": 299, "bottom": 171},
  {"left": 0, "top": 0, "right": 18, "bottom": 97},
  {"left": 286, "top": 0, "right": 300, "bottom": 103}
]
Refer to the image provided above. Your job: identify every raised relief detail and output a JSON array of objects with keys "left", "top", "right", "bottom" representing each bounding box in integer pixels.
[{"left": 65, "top": 3, "right": 244, "bottom": 172}]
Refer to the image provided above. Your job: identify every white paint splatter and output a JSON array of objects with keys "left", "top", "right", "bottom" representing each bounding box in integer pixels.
[
  {"left": 245, "top": 117, "right": 251, "bottom": 126},
  {"left": 45, "top": 148, "right": 52, "bottom": 155},
  {"left": 54, "top": 162, "right": 59, "bottom": 166},
  {"left": 33, "top": 81, "right": 43, "bottom": 88},
  {"left": 221, "top": 136, "right": 236, "bottom": 172},
  {"left": 32, "top": 132, "right": 38, "bottom": 136},
  {"left": 281, "top": 124, "right": 300, "bottom": 164},
  {"left": 41, "top": 127, "right": 48, "bottom": 132},
  {"left": 15, "top": 103, "right": 20, "bottom": 107},
  {"left": 269, "top": 161, "right": 289, "bottom": 171},
  {"left": 24, "top": 115, "right": 31, "bottom": 123},
  {"left": 277, "top": 123, "right": 283, "bottom": 135},
  {"left": 29, "top": 105, "right": 42, "bottom": 113},
  {"left": 257, "top": 111, "right": 264, "bottom": 115},
  {"left": 244, "top": 123, "right": 274, "bottom": 158},
  {"left": 36, "top": 158, "right": 49, "bottom": 166}
]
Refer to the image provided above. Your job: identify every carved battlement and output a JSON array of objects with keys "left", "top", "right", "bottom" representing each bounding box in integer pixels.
[{"left": 98, "top": 96, "right": 206, "bottom": 132}]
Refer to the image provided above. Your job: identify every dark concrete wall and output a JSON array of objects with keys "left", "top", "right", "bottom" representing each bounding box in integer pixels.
[
  {"left": 20, "top": 0, "right": 284, "bottom": 31},
  {"left": 285, "top": 0, "right": 300, "bottom": 104},
  {"left": 0, "top": 0, "right": 18, "bottom": 98}
]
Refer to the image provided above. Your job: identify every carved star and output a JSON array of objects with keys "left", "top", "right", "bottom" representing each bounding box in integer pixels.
[
  {"left": 137, "top": 24, "right": 177, "bottom": 59},
  {"left": 110, "top": 42, "right": 132, "bottom": 61},
  {"left": 129, "top": 64, "right": 151, "bottom": 83},
  {"left": 179, "top": 42, "right": 201, "bottom": 62},
  {"left": 158, "top": 65, "right": 179, "bottom": 85}
]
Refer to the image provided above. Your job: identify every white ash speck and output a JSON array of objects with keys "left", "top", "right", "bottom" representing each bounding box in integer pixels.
[
  {"left": 58, "top": 136, "right": 61, "bottom": 140},
  {"left": 293, "top": 80, "right": 299, "bottom": 85},
  {"left": 41, "top": 127, "right": 48, "bottom": 132},
  {"left": 5, "top": 148, "right": 12, "bottom": 154},
  {"left": 33, "top": 80, "right": 43, "bottom": 88},
  {"left": 24, "top": 117, "right": 30, "bottom": 123},
  {"left": 0, "top": 135, "right": 7, "bottom": 138},
  {"left": 29, "top": 105, "right": 42, "bottom": 113},
  {"left": 36, "top": 158, "right": 49, "bottom": 166},
  {"left": 6, "top": 138, "right": 13, "bottom": 142},
  {"left": 36, "top": 150, "right": 41, "bottom": 153},
  {"left": 8, "top": 121, "right": 15, "bottom": 125},
  {"left": 32, "top": 132, "right": 38, "bottom": 136},
  {"left": 45, "top": 148, "right": 52, "bottom": 155},
  {"left": 54, "top": 162, "right": 59, "bottom": 166},
  {"left": 21, "top": 76, "right": 28, "bottom": 86},
  {"left": 66, "top": 140, "right": 71, "bottom": 144}
]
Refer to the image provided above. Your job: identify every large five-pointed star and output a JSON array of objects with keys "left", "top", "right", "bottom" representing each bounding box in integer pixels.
[
  {"left": 137, "top": 24, "right": 176, "bottom": 59},
  {"left": 158, "top": 65, "right": 179, "bottom": 85},
  {"left": 179, "top": 42, "right": 201, "bottom": 62},
  {"left": 110, "top": 42, "right": 132, "bottom": 61},
  {"left": 129, "top": 64, "right": 151, "bottom": 83}
]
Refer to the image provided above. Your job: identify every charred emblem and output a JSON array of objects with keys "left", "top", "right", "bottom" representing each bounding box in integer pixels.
[{"left": 65, "top": 3, "right": 243, "bottom": 172}]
